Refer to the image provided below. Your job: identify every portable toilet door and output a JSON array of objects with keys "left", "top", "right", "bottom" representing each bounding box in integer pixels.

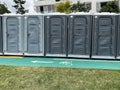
[
  {"left": 44, "top": 13, "right": 67, "bottom": 57},
  {"left": 116, "top": 15, "right": 120, "bottom": 59},
  {"left": 3, "top": 14, "right": 23, "bottom": 55},
  {"left": 68, "top": 13, "right": 92, "bottom": 58},
  {"left": 92, "top": 13, "right": 117, "bottom": 59},
  {"left": 0, "top": 16, "right": 3, "bottom": 55},
  {"left": 24, "top": 14, "right": 44, "bottom": 56}
]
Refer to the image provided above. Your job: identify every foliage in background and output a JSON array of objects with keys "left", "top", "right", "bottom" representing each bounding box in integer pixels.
[
  {"left": 0, "top": 3, "right": 11, "bottom": 14},
  {"left": 100, "top": 0, "right": 119, "bottom": 13},
  {"left": 56, "top": 2, "right": 65, "bottom": 13},
  {"left": 70, "top": 1, "right": 90, "bottom": 12},
  {"left": 13, "top": 0, "right": 27, "bottom": 14},
  {"left": 64, "top": 0, "right": 71, "bottom": 13},
  {"left": 56, "top": 1, "right": 90, "bottom": 13},
  {"left": 56, "top": 0, "right": 71, "bottom": 14}
]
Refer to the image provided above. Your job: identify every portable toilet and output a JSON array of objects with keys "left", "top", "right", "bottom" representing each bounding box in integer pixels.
[
  {"left": 23, "top": 13, "right": 44, "bottom": 56},
  {"left": 116, "top": 14, "right": 120, "bottom": 59},
  {"left": 44, "top": 13, "right": 67, "bottom": 57},
  {"left": 2, "top": 14, "right": 24, "bottom": 55},
  {"left": 92, "top": 13, "right": 117, "bottom": 59},
  {"left": 68, "top": 12, "right": 92, "bottom": 58},
  {"left": 0, "top": 15, "right": 3, "bottom": 55}
]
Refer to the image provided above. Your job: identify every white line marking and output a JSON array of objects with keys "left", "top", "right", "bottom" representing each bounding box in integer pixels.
[
  {"left": 31, "top": 60, "right": 54, "bottom": 64},
  {"left": 59, "top": 61, "right": 73, "bottom": 66}
]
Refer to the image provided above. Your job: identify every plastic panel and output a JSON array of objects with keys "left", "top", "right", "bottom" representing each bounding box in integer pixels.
[
  {"left": 92, "top": 15, "right": 116, "bottom": 59},
  {"left": 24, "top": 15, "right": 44, "bottom": 56},
  {"left": 68, "top": 15, "right": 92, "bottom": 58},
  {"left": 117, "top": 15, "right": 120, "bottom": 59},
  {"left": 45, "top": 15, "right": 67, "bottom": 57},
  {"left": 3, "top": 16, "right": 23, "bottom": 55},
  {"left": 0, "top": 16, "right": 3, "bottom": 55}
]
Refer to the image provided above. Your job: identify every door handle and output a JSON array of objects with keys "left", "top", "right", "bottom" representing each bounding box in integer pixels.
[
  {"left": 28, "top": 33, "right": 30, "bottom": 37},
  {"left": 7, "top": 34, "right": 9, "bottom": 37}
]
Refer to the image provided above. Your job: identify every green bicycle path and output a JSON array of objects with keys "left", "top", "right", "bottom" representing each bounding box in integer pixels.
[{"left": 0, "top": 57, "right": 120, "bottom": 70}]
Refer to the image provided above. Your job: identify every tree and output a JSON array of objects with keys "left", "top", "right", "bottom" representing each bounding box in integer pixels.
[
  {"left": 70, "top": 1, "right": 90, "bottom": 12},
  {"left": 56, "top": 2, "right": 65, "bottom": 13},
  {"left": 100, "top": 0, "right": 119, "bottom": 13},
  {"left": 70, "top": 3, "right": 78, "bottom": 12},
  {"left": 56, "top": 0, "right": 71, "bottom": 13},
  {"left": 64, "top": 0, "right": 71, "bottom": 13},
  {"left": 0, "top": 3, "right": 11, "bottom": 14},
  {"left": 13, "top": 0, "right": 27, "bottom": 14}
]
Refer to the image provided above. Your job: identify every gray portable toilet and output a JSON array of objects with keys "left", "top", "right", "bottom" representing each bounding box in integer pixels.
[
  {"left": 3, "top": 14, "right": 24, "bottom": 55},
  {"left": 117, "top": 14, "right": 120, "bottom": 59},
  {"left": 44, "top": 13, "right": 67, "bottom": 57},
  {"left": 0, "top": 15, "right": 3, "bottom": 55},
  {"left": 24, "top": 14, "right": 44, "bottom": 56},
  {"left": 92, "top": 13, "right": 117, "bottom": 59},
  {"left": 68, "top": 13, "right": 92, "bottom": 58}
]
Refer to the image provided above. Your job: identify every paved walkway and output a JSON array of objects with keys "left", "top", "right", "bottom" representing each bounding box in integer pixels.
[{"left": 0, "top": 57, "right": 120, "bottom": 70}]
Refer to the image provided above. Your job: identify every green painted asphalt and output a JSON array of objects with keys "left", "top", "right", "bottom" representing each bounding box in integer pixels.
[{"left": 0, "top": 57, "right": 120, "bottom": 70}]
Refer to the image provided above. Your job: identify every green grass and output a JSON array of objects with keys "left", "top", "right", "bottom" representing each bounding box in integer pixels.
[{"left": 0, "top": 66, "right": 120, "bottom": 90}]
